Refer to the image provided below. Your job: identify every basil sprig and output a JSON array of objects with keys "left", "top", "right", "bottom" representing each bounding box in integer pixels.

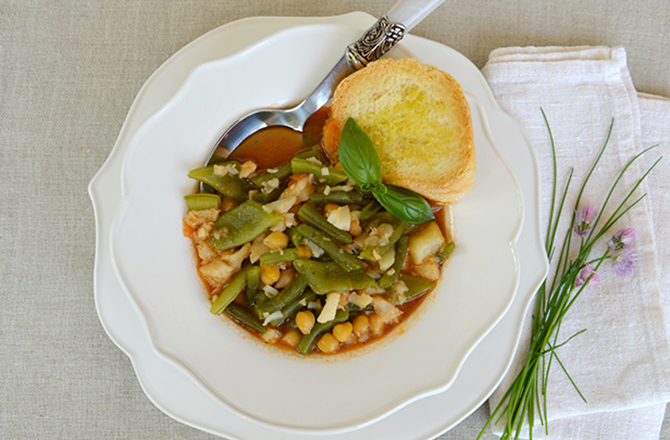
[{"left": 338, "top": 118, "right": 435, "bottom": 224}]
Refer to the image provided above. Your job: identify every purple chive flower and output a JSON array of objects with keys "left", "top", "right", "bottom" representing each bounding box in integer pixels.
[
  {"left": 575, "top": 264, "right": 600, "bottom": 287},
  {"left": 612, "top": 249, "right": 636, "bottom": 277},
  {"left": 574, "top": 205, "right": 598, "bottom": 237},
  {"left": 608, "top": 227, "right": 637, "bottom": 251}
]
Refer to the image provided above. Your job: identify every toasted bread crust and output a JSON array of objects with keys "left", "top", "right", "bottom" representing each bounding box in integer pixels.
[{"left": 323, "top": 58, "right": 475, "bottom": 204}]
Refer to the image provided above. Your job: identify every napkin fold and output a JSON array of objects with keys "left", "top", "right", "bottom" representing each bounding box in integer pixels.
[{"left": 481, "top": 46, "right": 670, "bottom": 439}]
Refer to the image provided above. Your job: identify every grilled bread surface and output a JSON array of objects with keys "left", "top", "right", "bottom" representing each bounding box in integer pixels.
[{"left": 323, "top": 58, "right": 475, "bottom": 204}]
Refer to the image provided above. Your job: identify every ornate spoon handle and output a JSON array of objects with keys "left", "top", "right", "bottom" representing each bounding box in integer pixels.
[{"left": 346, "top": 0, "right": 446, "bottom": 69}]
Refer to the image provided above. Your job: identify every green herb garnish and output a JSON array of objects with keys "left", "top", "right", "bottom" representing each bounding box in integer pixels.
[
  {"left": 338, "top": 117, "right": 434, "bottom": 224},
  {"left": 478, "top": 110, "right": 661, "bottom": 439}
]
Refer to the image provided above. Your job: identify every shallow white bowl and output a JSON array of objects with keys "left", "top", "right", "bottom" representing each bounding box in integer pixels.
[{"left": 110, "top": 24, "right": 522, "bottom": 433}]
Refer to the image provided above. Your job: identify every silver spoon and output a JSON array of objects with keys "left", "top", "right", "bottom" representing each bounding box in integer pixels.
[{"left": 204, "top": 0, "right": 447, "bottom": 167}]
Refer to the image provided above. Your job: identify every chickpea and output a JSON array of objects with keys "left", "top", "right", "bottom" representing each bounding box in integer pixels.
[
  {"left": 295, "top": 310, "right": 315, "bottom": 335},
  {"left": 275, "top": 268, "right": 297, "bottom": 289},
  {"left": 324, "top": 203, "right": 339, "bottom": 216},
  {"left": 296, "top": 245, "right": 312, "bottom": 259},
  {"left": 369, "top": 313, "right": 385, "bottom": 335},
  {"left": 260, "top": 264, "right": 281, "bottom": 285},
  {"left": 352, "top": 314, "right": 370, "bottom": 337},
  {"left": 317, "top": 333, "right": 340, "bottom": 353},
  {"left": 221, "top": 197, "right": 238, "bottom": 213},
  {"left": 333, "top": 322, "right": 353, "bottom": 343},
  {"left": 281, "top": 328, "right": 301, "bottom": 347},
  {"left": 263, "top": 231, "right": 289, "bottom": 250}
]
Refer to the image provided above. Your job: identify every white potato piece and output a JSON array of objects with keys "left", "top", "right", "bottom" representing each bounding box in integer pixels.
[{"left": 409, "top": 221, "right": 446, "bottom": 265}]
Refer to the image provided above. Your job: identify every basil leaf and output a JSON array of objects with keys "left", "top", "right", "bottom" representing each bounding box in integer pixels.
[
  {"left": 338, "top": 117, "right": 382, "bottom": 187},
  {"left": 372, "top": 184, "right": 435, "bottom": 224}
]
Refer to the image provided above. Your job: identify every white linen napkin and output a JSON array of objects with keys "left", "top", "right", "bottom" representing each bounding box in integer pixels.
[{"left": 480, "top": 46, "right": 670, "bottom": 439}]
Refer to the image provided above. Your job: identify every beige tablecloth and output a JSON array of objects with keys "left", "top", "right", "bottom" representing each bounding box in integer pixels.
[{"left": 1, "top": 1, "right": 669, "bottom": 439}]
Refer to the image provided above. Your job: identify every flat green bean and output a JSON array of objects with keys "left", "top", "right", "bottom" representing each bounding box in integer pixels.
[
  {"left": 297, "top": 309, "right": 349, "bottom": 354},
  {"left": 309, "top": 192, "right": 363, "bottom": 205},
  {"left": 250, "top": 162, "right": 292, "bottom": 187},
  {"left": 294, "top": 225, "right": 361, "bottom": 271},
  {"left": 188, "top": 165, "right": 248, "bottom": 202},
  {"left": 259, "top": 248, "right": 299, "bottom": 265},
  {"left": 297, "top": 204, "right": 353, "bottom": 244},
  {"left": 399, "top": 273, "right": 435, "bottom": 300},
  {"left": 184, "top": 193, "right": 221, "bottom": 211},
  {"left": 210, "top": 200, "right": 283, "bottom": 250},
  {"left": 295, "top": 149, "right": 329, "bottom": 163},
  {"left": 210, "top": 268, "right": 247, "bottom": 315},
  {"left": 250, "top": 150, "right": 327, "bottom": 187},
  {"left": 224, "top": 303, "right": 266, "bottom": 334},
  {"left": 293, "top": 260, "right": 376, "bottom": 295},
  {"left": 252, "top": 183, "right": 286, "bottom": 204},
  {"left": 291, "top": 157, "right": 348, "bottom": 185}
]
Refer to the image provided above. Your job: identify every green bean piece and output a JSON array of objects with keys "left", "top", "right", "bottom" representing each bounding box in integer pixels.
[
  {"left": 250, "top": 162, "right": 292, "bottom": 187},
  {"left": 294, "top": 225, "right": 362, "bottom": 271},
  {"left": 270, "top": 289, "right": 317, "bottom": 326},
  {"left": 369, "top": 211, "right": 407, "bottom": 229},
  {"left": 254, "top": 290, "right": 269, "bottom": 306},
  {"left": 359, "top": 225, "right": 404, "bottom": 262},
  {"left": 187, "top": 165, "right": 248, "bottom": 202},
  {"left": 286, "top": 228, "right": 303, "bottom": 248},
  {"left": 252, "top": 183, "right": 287, "bottom": 204},
  {"left": 379, "top": 236, "right": 409, "bottom": 289},
  {"left": 309, "top": 191, "right": 363, "bottom": 205},
  {"left": 290, "top": 157, "right": 348, "bottom": 185},
  {"left": 249, "top": 150, "right": 326, "bottom": 187},
  {"left": 224, "top": 303, "right": 267, "bottom": 334},
  {"left": 184, "top": 193, "right": 221, "bottom": 211},
  {"left": 210, "top": 200, "right": 283, "bottom": 250},
  {"left": 399, "top": 273, "right": 435, "bottom": 300},
  {"left": 255, "top": 275, "right": 308, "bottom": 319},
  {"left": 358, "top": 200, "right": 381, "bottom": 220},
  {"left": 297, "top": 204, "right": 353, "bottom": 244},
  {"left": 210, "top": 269, "right": 248, "bottom": 315},
  {"left": 246, "top": 265, "right": 260, "bottom": 305},
  {"left": 295, "top": 148, "right": 329, "bottom": 164},
  {"left": 293, "top": 260, "right": 376, "bottom": 295},
  {"left": 436, "top": 242, "right": 456, "bottom": 263},
  {"left": 259, "top": 248, "right": 299, "bottom": 265},
  {"left": 297, "top": 309, "right": 350, "bottom": 354}
]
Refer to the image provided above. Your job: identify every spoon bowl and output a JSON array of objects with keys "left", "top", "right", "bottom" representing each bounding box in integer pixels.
[{"left": 203, "top": 0, "right": 447, "bottom": 168}]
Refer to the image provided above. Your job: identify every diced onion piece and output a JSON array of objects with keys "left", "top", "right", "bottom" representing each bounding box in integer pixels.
[
  {"left": 317, "top": 293, "right": 341, "bottom": 323},
  {"left": 326, "top": 205, "right": 351, "bottom": 231},
  {"left": 378, "top": 246, "right": 396, "bottom": 271},
  {"left": 302, "top": 239, "right": 324, "bottom": 258},
  {"left": 348, "top": 292, "right": 373, "bottom": 309},
  {"left": 262, "top": 196, "right": 296, "bottom": 214},
  {"left": 262, "top": 310, "right": 283, "bottom": 326},
  {"left": 213, "top": 164, "right": 228, "bottom": 176},
  {"left": 262, "top": 284, "right": 279, "bottom": 298},
  {"left": 239, "top": 161, "right": 257, "bottom": 178},
  {"left": 372, "top": 296, "right": 402, "bottom": 323}
]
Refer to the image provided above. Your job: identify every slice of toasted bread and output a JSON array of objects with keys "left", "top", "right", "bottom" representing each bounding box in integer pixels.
[{"left": 322, "top": 58, "right": 475, "bottom": 204}]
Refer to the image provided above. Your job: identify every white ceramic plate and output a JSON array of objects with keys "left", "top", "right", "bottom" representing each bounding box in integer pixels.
[
  {"left": 109, "top": 20, "right": 522, "bottom": 434},
  {"left": 90, "top": 13, "right": 548, "bottom": 439}
]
